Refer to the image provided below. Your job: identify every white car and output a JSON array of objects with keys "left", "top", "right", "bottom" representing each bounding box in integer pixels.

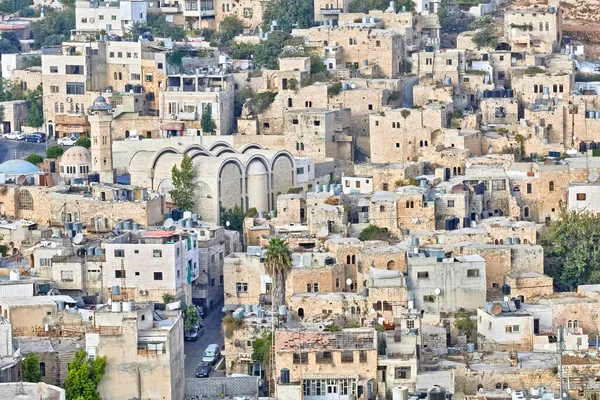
[
  {"left": 125, "top": 135, "right": 142, "bottom": 141},
  {"left": 2, "top": 132, "right": 24, "bottom": 140},
  {"left": 58, "top": 136, "right": 77, "bottom": 146}
]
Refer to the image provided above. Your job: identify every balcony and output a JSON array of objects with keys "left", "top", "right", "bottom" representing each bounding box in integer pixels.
[
  {"left": 320, "top": 7, "right": 342, "bottom": 15},
  {"left": 161, "top": 2, "right": 181, "bottom": 12},
  {"left": 184, "top": 2, "right": 215, "bottom": 17},
  {"left": 178, "top": 111, "right": 198, "bottom": 120}
]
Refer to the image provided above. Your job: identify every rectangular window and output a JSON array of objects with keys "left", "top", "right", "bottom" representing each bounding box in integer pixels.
[
  {"left": 336, "top": 278, "right": 340, "bottom": 288},
  {"left": 356, "top": 181, "right": 361, "bottom": 188},
  {"left": 236, "top": 282, "right": 248, "bottom": 292},
  {"left": 65, "top": 65, "right": 83, "bottom": 75},
  {"left": 50, "top": 85, "right": 59, "bottom": 93},
  {"left": 145, "top": 73, "right": 153, "bottom": 82},
  {"left": 40, "top": 258, "right": 53, "bottom": 267},
  {"left": 114, "top": 249, "right": 125, "bottom": 257},
  {"left": 577, "top": 193, "right": 587, "bottom": 201},
  {"left": 66, "top": 82, "right": 85, "bottom": 95},
  {"left": 115, "top": 270, "right": 125, "bottom": 278},
  {"left": 376, "top": 40, "right": 381, "bottom": 47},
  {"left": 491, "top": 179, "right": 506, "bottom": 191},
  {"left": 158, "top": 62, "right": 163, "bottom": 69},
  {"left": 307, "top": 283, "right": 312, "bottom": 292},
  {"left": 463, "top": 77, "right": 470, "bottom": 83},
  {"left": 50, "top": 66, "right": 58, "bottom": 73},
  {"left": 296, "top": 167, "right": 304, "bottom": 174},
  {"left": 60, "top": 270, "right": 74, "bottom": 281},
  {"left": 423, "top": 295, "right": 435, "bottom": 302},
  {"left": 111, "top": 15, "right": 117, "bottom": 20},
  {"left": 467, "top": 269, "right": 480, "bottom": 277},
  {"left": 527, "top": 183, "right": 532, "bottom": 194},
  {"left": 131, "top": 73, "right": 141, "bottom": 81},
  {"left": 406, "top": 320, "right": 415, "bottom": 329},
  {"left": 314, "top": 120, "right": 321, "bottom": 126},
  {"left": 341, "top": 350, "right": 353, "bottom": 363},
  {"left": 316, "top": 351, "right": 333, "bottom": 364},
  {"left": 154, "top": 272, "right": 163, "bottom": 280},
  {"left": 447, "top": 200, "right": 455, "bottom": 207},
  {"left": 446, "top": 59, "right": 453, "bottom": 65},
  {"left": 426, "top": 58, "right": 432, "bottom": 65},
  {"left": 293, "top": 352, "right": 308, "bottom": 364},
  {"left": 505, "top": 325, "right": 520, "bottom": 333},
  {"left": 345, "top": 180, "right": 350, "bottom": 187},
  {"left": 395, "top": 367, "right": 411, "bottom": 379},
  {"left": 127, "top": 52, "right": 132, "bottom": 58},
  {"left": 153, "top": 250, "right": 162, "bottom": 258},
  {"left": 313, "top": 283, "right": 319, "bottom": 292},
  {"left": 417, "top": 271, "right": 429, "bottom": 279},
  {"left": 99, "top": 15, "right": 104, "bottom": 20}
]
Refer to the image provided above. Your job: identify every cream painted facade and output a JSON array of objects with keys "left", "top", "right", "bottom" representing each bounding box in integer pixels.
[{"left": 75, "top": 0, "right": 147, "bottom": 36}]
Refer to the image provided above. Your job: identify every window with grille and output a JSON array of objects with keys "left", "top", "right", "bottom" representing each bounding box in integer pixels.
[
  {"left": 395, "top": 367, "right": 411, "bottom": 379},
  {"left": 17, "top": 190, "right": 33, "bottom": 210},
  {"left": 236, "top": 282, "right": 248, "bottom": 292},
  {"left": 40, "top": 258, "right": 53, "bottom": 267},
  {"left": 491, "top": 179, "right": 506, "bottom": 191},
  {"left": 61, "top": 270, "right": 74, "bottom": 282}
]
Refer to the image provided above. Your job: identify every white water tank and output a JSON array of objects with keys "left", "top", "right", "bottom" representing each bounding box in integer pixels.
[
  {"left": 393, "top": 386, "right": 409, "bottom": 400},
  {"left": 9, "top": 270, "right": 20, "bottom": 281},
  {"left": 111, "top": 301, "right": 122, "bottom": 312},
  {"left": 123, "top": 301, "right": 132, "bottom": 312}
]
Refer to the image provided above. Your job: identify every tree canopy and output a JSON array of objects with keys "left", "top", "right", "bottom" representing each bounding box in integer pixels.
[
  {"left": 219, "top": 16, "right": 245, "bottom": 46},
  {"left": 470, "top": 16, "right": 498, "bottom": 50},
  {"left": 181, "top": 302, "right": 202, "bottom": 332},
  {"left": 27, "top": 84, "right": 44, "bottom": 128},
  {"left": 264, "top": 238, "right": 292, "bottom": 310},
  {"left": 201, "top": 107, "right": 217, "bottom": 134},
  {"left": 262, "top": 0, "right": 313, "bottom": 33},
  {"left": 30, "top": 7, "right": 76, "bottom": 49},
  {"left": 0, "top": 0, "right": 33, "bottom": 14},
  {"left": 220, "top": 204, "right": 245, "bottom": 232},
  {"left": 253, "top": 31, "right": 291, "bottom": 70},
  {"left": 75, "top": 137, "right": 91, "bottom": 148},
  {"left": 359, "top": 225, "right": 390, "bottom": 241},
  {"left": 64, "top": 350, "right": 107, "bottom": 400},
  {"left": 348, "top": 0, "right": 413, "bottom": 13},
  {"left": 22, "top": 353, "right": 43, "bottom": 383},
  {"left": 146, "top": 13, "right": 186, "bottom": 40},
  {"left": 169, "top": 154, "right": 196, "bottom": 211},
  {"left": 543, "top": 211, "right": 600, "bottom": 291},
  {"left": 0, "top": 31, "right": 21, "bottom": 54},
  {"left": 46, "top": 146, "right": 64, "bottom": 159},
  {"left": 24, "top": 154, "right": 43, "bottom": 165}
]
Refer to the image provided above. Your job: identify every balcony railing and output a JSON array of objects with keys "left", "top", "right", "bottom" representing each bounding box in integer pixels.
[
  {"left": 178, "top": 111, "right": 198, "bottom": 120},
  {"left": 320, "top": 7, "right": 342, "bottom": 15}
]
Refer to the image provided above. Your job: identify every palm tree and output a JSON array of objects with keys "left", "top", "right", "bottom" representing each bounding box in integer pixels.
[
  {"left": 264, "top": 238, "right": 292, "bottom": 311},
  {"left": 126, "top": 21, "right": 145, "bottom": 41}
]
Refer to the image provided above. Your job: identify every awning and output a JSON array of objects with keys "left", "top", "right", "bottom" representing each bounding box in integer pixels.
[
  {"left": 160, "top": 122, "right": 185, "bottom": 130},
  {"left": 302, "top": 374, "right": 359, "bottom": 380}
]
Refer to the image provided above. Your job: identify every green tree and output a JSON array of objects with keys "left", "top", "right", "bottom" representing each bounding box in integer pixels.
[
  {"left": 262, "top": 0, "right": 313, "bottom": 33},
  {"left": 0, "top": 0, "right": 33, "bottom": 14},
  {"left": 46, "top": 146, "right": 64, "bottom": 159},
  {"left": 348, "top": 0, "right": 412, "bottom": 13},
  {"left": 22, "top": 56, "right": 41, "bottom": 68},
  {"left": 169, "top": 154, "right": 196, "bottom": 211},
  {"left": 25, "top": 154, "right": 43, "bottom": 165},
  {"left": 253, "top": 31, "right": 291, "bottom": 70},
  {"left": 310, "top": 55, "right": 327, "bottom": 75},
  {"left": 470, "top": 17, "right": 498, "bottom": 50},
  {"left": 264, "top": 237, "right": 292, "bottom": 310},
  {"left": 251, "top": 331, "right": 273, "bottom": 364},
  {"left": 234, "top": 87, "right": 253, "bottom": 118},
  {"left": 146, "top": 13, "right": 186, "bottom": 40},
  {"left": 126, "top": 21, "right": 144, "bottom": 40},
  {"left": 246, "top": 91, "right": 277, "bottom": 115},
  {"left": 220, "top": 204, "right": 245, "bottom": 232},
  {"left": 166, "top": 48, "right": 185, "bottom": 68},
  {"left": 438, "top": 0, "right": 472, "bottom": 34},
  {"left": 359, "top": 225, "right": 390, "bottom": 241},
  {"left": 543, "top": 211, "right": 600, "bottom": 291},
  {"left": 30, "top": 7, "right": 76, "bottom": 49},
  {"left": 181, "top": 302, "right": 201, "bottom": 332},
  {"left": 201, "top": 107, "right": 217, "bottom": 134},
  {"left": 22, "top": 353, "right": 43, "bottom": 383},
  {"left": 230, "top": 42, "right": 254, "bottom": 60},
  {"left": 64, "top": 350, "right": 107, "bottom": 400},
  {"left": 219, "top": 16, "right": 245, "bottom": 46},
  {"left": 75, "top": 137, "right": 91, "bottom": 148},
  {"left": 0, "top": 105, "right": 4, "bottom": 124},
  {"left": 0, "top": 31, "right": 21, "bottom": 53},
  {"left": 454, "top": 316, "right": 475, "bottom": 339},
  {"left": 27, "top": 84, "right": 44, "bottom": 127}
]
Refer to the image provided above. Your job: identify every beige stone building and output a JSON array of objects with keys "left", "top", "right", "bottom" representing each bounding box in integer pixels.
[
  {"left": 87, "top": 303, "right": 185, "bottom": 400},
  {"left": 503, "top": 7, "right": 563, "bottom": 54},
  {"left": 0, "top": 100, "right": 28, "bottom": 134}
]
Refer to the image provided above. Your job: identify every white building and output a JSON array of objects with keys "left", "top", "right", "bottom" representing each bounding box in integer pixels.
[
  {"left": 567, "top": 183, "right": 600, "bottom": 214},
  {"left": 343, "top": 175, "right": 374, "bottom": 194},
  {"left": 104, "top": 229, "right": 199, "bottom": 304},
  {"left": 1, "top": 52, "right": 41, "bottom": 79},
  {"left": 75, "top": 0, "right": 147, "bottom": 36}
]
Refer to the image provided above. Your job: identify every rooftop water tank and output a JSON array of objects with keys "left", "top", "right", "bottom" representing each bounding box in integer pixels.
[
  {"left": 123, "top": 301, "right": 132, "bottom": 312},
  {"left": 111, "top": 301, "right": 121, "bottom": 312},
  {"left": 427, "top": 385, "right": 446, "bottom": 400}
]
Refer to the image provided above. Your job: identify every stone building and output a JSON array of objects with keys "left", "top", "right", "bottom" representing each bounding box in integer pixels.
[
  {"left": 75, "top": 0, "right": 147, "bottom": 36},
  {"left": 0, "top": 100, "right": 28, "bottom": 134},
  {"left": 104, "top": 229, "right": 199, "bottom": 304},
  {"left": 87, "top": 302, "right": 185, "bottom": 400},
  {"left": 503, "top": 7, "right": 563, "bottom": 54},
  {"left": 59, "top": 146, "right": 91, "bottom": 182}
]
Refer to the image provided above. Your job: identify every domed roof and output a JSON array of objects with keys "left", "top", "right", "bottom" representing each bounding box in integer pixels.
[
  {"left": 89, "top": 94, "right": 113, "bottom": 111},
  {"left": 61, "top": 146, "right": 91, "bottom": 164},
  {"left": 0, "top": 160, "right": 41, "bottom": 175}
]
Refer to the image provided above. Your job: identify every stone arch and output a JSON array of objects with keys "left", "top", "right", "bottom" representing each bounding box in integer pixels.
[
  {"left": 214, "top": 147, "right": 237, "bottom": 157},
  {"left": 297, "top": 308, "right": 304, "bottom": 318},
  {"left": 151, "top": 147, "right": 180, "bottom": 170},
  {"left": 241, "top": 143, "right": 264, "bottom": 154},
  {"left": 387, "top": 260, "right": 396, "bottom": 270},
  {"left": 194, "top": 180, "right": 213, "bottom": 199},
  {"left": 245, "top": 155, "right": 271, "bottom": 213},
  {"left": 17, "top": 189, "right": 34, "bottom": 211},
  {"left": 156, "top": 178, "right": 174, "bottom": 197},
  {"left": 183, "top": 144, "right": 211, "bottom": 157},
  {"left": 271, "top": 152, "right": 295, "bottom": 201},
  {"left": 218, "top": 159, "right": 245, "bottom": 216},
  {"left": 209, "top": 141, "right": 235, "bottom": 152}
]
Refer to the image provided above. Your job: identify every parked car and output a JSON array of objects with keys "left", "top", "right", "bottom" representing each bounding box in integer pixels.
[
  {"left": 25, "top": 133, "right": 46, "bottom": 143},
  {"left": 58, "top": 136, "right": 77, "bottom": 146},
  {"left": 184, "top": 325, "right": 204, "bottom": 341},
  {"left": 202, "top": 344, "right": 221, "bottom": 365},
  {"left": 2, "top": 131, "right": 24, "bottom": 140},
  {"left": 195, "top": 362, "right": 211, "bottom": 378}
]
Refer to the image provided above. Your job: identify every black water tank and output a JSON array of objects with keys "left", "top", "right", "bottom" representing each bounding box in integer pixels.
[
  {"left": 445, "top": 218, "right": 453, "bottom": 231},
  {"left": 501, "top": 284, "right": 511, "bottom": 295},
  {"left": 580, "top": 141, "right": 588, "bottom": 153},
  {"left": 427, "top": 385, "right": 447, "bottom": 400},
  {"left": 125, "top": 83, "right": 133, "bottom": 93},
  {"left": 444, "top": 168, "right": 451, "bottom": 181},
  {"left": 463, "top": 217, "right": 471, "bottom": 228},
  {"left": 281, "top": 368, "right": 290, "bottom": 384},
  {"left": 513, "top": 297, "right": 521, "bottom": 309}
]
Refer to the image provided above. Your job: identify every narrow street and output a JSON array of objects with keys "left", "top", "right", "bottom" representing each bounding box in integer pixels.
[{"left": 184, "top": 307, "right": 225, "bottom": 378}]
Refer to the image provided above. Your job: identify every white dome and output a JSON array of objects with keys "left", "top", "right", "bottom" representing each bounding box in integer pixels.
[{"left": 61, "top": 146, "right": 91, "bottom": 164}]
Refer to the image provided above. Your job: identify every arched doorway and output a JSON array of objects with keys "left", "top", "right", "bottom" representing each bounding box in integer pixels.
[
  {"left": 387, "top": 260, "right": 396, "bottom": 270},
  {"left": 297, "top": 308, "right": 304, "bottom": 318}
]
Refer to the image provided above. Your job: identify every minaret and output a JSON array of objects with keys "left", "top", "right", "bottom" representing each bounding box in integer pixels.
[{"left": 88, "top": 95, "right": 115, "bottom": 183}]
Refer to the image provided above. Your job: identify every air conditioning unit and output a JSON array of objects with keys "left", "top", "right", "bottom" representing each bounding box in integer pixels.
[
  {"left": 67, "top": 97, "right": 73, "bottom": 102},
  {"left": 171, "top": 114, "right": 177, "bottom": 120},
  {"left": 139, "top": 289, "right": 148, "bottom": 296}
]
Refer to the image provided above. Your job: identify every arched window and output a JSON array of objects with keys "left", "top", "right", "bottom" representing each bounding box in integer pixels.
[
  {"left": 70, "top": 102, "right": 74, "bottom": 112},
  {"left": 458, "top": 167, "right": 462, "bottom": 174},
  {"left": 380, "top": 205, "right": 385, "bottom": 212},
  {"left": 503, "top": 383, "right": 509, "bottom": 390},
  {"left": 496, "top": 383, "right": 502, "bottom": 390},
  {"left": 406, "top": 200, "right": 410, "bottom": 208},
  {"left": 424, "top": 140, "right": 428, "bottom": 146},
  {"left": 528, "top": 23, "right": 533, "bottom": 31},
  {"left": 60, "top": 103, "right": 64, "bottom": 113},
  {"left": 18, "top": 190, "right": 34, "bottom": 211},
  {"left": 75, "top": 103, "right": 80, "bottom": 113},
  {"left": 539, "top": 85, "right": 544, "bottom": 93},
  {"left": 347, "top": 255, "right": 351, "bottom": 264},
  {"left": 420, "top": 140, "right": 423, "bottom": 147},
  {"left": 559, "top": 84, "right": 563, "bottom": 93},
  {"left": 453, "top": 167, "right": 457, "bottom": 175},
  {"left": 387, "top": 260, "right": 395, "bottom": 270},
  {"left": 40, "top": 362, "right": 45, "bottom": 376},
  {"left": 356, "top": 307, "right": 360, "bottom": 314},
  {"left": 298, "top": 308, "right": 304, "bottom": 318},
  {"left": 351, "top": 255, "right": 355, "bottom": 264},
  {"left": 574, "top": 320, "right": 579, "bottom": 328},
  {"left": 524, "top": 206, "right": 530, "bottom": 218},
  {"left": 350, "top": 306, "right": 355, "bottom": 314},
  {"left": 568, "top": 320, "right": 572, "bottom": 329},
  {"left": 54, "top": 102, "right": 59, "bottom": 112},
  {"left": 222, "top": 3, "right": 225, "bottom": 11},
  {"left": 534, "top": 85, "right": 538, "bottom": 93},
  {"left": 376, "top": 301, "right": 382, "bottom": 311},
  {"left": 300, "top": 143, "right": 304, "bottom": 151},
  {"left": 114, "top": 72, "right": 118, "bottom": 80},
  {"left": 125, "top": 130, "right": 130, "bottom": 138},
  {"left": 539, "top": 22, "right": 543, "bottom": 31},
  {"left": 553, "top": 84, "right": 557, "bottom": 93},
  {"left": 296, "top": 142, "right": 299, "bottom": 151},
  {"left": 392, "top": 122, "right": 396, "bottom": 128},
  {"left": 549, "top": 181, "right": 554, "bottom": 192},
  {"left": 545, "top": 22, "right": 549, "bottom": 31},
  {"left": 118, "top": 72, "right": 122, "bottom": 80}
]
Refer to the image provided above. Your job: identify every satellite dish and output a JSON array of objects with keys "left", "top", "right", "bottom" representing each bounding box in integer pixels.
[
  {"left": 346, "top": 278, "right": 352, "bottom": 285},
  {"left": 466, "top": 162, "right": 472, "bottom": 168},
  {"left": 370, "top": 308, "right": 376, "bottom": 314},
  {"left": 589, "top": 171, "right": 599, "bottom": 183},
  {"left": 434, "top": 288, "right": 441, "bottom": 295},
  {"left": 73, "top": 233, "right": 84, "bottom": 245},
  {"left": 491, "top": 303, "right": 503, "bottom": 316},
  {"left": 164, "top": 218, "right": 174, "bottom": 229}
]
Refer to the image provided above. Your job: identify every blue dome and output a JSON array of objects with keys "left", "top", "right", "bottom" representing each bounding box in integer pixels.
[{"left": 0, "top": 160, "right": 41, "bottom": 175}]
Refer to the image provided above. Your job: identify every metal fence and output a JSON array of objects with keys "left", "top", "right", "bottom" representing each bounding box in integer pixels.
[{"left": 185, "top": 376, "right": 259, "bottom": 398}]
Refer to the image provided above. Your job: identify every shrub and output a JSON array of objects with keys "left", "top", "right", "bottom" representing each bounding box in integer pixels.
[
  {"left": 46, "top": 146, "right": 64, "bottom": 159},
  {"left": 359, "top": 225, "right": 390, "bottom": 241},
  {"left": 327, "top": 82, "right": 342, "bottom": 97},
  {"left": 222, "top": 314, "right": 244, "bottom": 338},
  {"left": 24, "top": 154, "right": 43, "bottom": 165}
]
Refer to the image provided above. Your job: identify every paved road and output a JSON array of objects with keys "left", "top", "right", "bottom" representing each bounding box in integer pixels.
[
  {"left": 0, "top": 137, "right": 49, "bottom": 163},
  {"left": 184, "top": 308, "right": 225, "bottom": 379},
  {"left": 402, "top": 75, "right": 419, "bottom": 108}
]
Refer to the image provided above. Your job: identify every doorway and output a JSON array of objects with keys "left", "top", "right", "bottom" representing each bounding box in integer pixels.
[
  {"left": 534, "top": 318, "right": 540, "bottom": 335},
  {"left": 326, "top": 380, "right": 338, "bottom": 400}
]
